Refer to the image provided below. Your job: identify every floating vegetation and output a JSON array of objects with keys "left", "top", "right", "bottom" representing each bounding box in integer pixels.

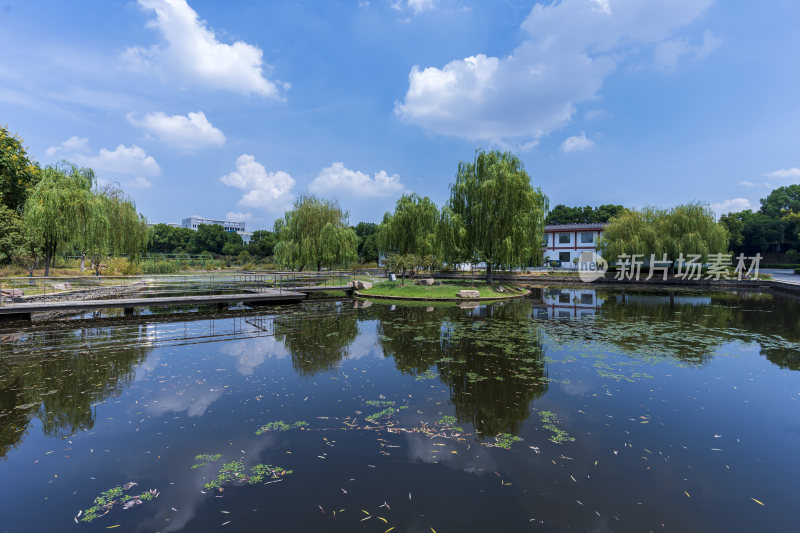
[
  {"left": 255, "top": 420, "right": 308, "bottom": 435},
  {"left": 493, "top": 433, "right": 523, "bottom": 449},
  {"left": 414, "top": 369, "right": 438, "bottom": 381},
  {"left": 365, "top": 400, "right": 396, "bottom": 407},
  {"left": 437, "top": 415, "right": 464, "bottom": 433},
  {"left": 539, "top": 411, "right": 574, "bottom": 443},
  {"left": 191, "top": 453, "right": 223, "bottom": 469},
  {"left": 78, "top": 483, "right": 158, "bottom": 523},
  {"left": 366, "top": 406, "right": 408, "bottom": 421},
  {"left": 204, "top": 460, "right": 293, "bottom": 490}
]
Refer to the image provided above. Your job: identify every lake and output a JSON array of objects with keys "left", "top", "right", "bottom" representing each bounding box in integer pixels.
[{"left": 1, "top": 287, "right": 798, "bottom": 532}]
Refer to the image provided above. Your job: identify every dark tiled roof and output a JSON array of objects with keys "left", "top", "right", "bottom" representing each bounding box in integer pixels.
[{"left": 544, "top": 223, "right": 608, "bottom": 231}]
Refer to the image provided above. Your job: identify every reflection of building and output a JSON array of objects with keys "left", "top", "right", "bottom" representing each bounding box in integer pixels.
[
  {"left": 536, "top": 288, "right": 604, "bottom": 319},
  {"left": 542, "top": 223, "right": 606, "bottom": 266},
  {"left": 181, "top": 216, "right": 253, "bottom": 244}
]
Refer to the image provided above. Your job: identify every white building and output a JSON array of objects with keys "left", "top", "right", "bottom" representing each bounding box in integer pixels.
[
  {"left": 181, "top": 216, "right": 253, "bottom": 244},
  {"left": 542, "top": 223, "right": 607, "bottom": 266},
  {"left": 536, "top": 287, "right": 605, "bottom": 319}
]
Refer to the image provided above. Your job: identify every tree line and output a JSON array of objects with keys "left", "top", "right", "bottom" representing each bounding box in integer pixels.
[
  {"left": 1, "top": 126, "right": 148, "bottom": 275},
  {"left": 720, "top": 185, "right": 800, "bottom": 263}
]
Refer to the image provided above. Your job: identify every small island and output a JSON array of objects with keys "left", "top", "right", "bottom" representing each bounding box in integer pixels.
[{"left": 355, "top": 279, "right": 530, "bottom": 301}]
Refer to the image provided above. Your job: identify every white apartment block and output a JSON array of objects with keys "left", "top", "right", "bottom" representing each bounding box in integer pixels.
[{"left": 181, "top": 217, "right": 253, "bottom": 244}]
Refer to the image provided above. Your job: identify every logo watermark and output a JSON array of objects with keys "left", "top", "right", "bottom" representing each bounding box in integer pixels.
[{"left": 576, "top": 252, "right": 762, "bottom": 283}]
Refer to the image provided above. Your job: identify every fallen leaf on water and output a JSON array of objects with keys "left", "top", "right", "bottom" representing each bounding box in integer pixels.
[
  {"left": 684, "top": 491, "right": 691, "bottom": 498},
  {"left": 751, "top": 498, "right": 765, "bottom": 506}
]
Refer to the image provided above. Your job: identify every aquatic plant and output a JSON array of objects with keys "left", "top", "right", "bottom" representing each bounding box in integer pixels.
[
  {"left": 365, "top": 400, "right": 395, "bottom": 407},
  {"left": 204, "top": 461, "right": 293, "bottom": 490},
  {"left": 191, "top": 453, "right": 222, "bottom": 469},
  {"left": 493, "top": 433, "right": 523, "bottom": 449},
  {"left": 437, "top": 415, "right": 464, "bottom": 433},
  {"left": 539, "top": 411, "right": 575, "bottom": 443},
  {"left": 255, "top": 420, "right": 308, "bottom": 435},
  {"left": 79, "top": 483, "right": 158, "bottom": 522}
]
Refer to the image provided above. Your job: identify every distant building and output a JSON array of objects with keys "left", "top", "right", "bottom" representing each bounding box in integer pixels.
[
  {"left": 181, "top": 216, "right": 252, "bottom": 244},
  {"left": 535, "top": 287, "right": 605, "bottom": 319},
  {"left": 542, "top": 223, "right": 606, "bottom": 266}
]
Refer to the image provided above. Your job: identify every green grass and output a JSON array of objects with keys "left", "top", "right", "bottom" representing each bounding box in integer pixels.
[{"left": 358, "top": 280, "right": 524, "bottom": 299}]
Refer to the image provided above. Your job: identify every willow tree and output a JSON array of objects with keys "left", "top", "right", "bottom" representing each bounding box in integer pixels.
[
  {"left": 377, "top": 193, "right": 439, "bottom": 278},
  {"left": 447, "top": 150, "right": 548, "bottom": 283},
  {"left": 22, "top": 163, "right": 92, "bottom": 275},
  {"left": 273, "top": 194, "right": 358, "bottom": 271},
  {"left": 598, "top": 203, "right": 729, "bottom": 270},
  {"left": 23, "top": 161, "right": 148, "bottom": 275}
]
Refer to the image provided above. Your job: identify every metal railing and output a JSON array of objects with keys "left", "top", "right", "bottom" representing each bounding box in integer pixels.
[{"left": 0, "top": 271, "right": 360, "bottom": 306}]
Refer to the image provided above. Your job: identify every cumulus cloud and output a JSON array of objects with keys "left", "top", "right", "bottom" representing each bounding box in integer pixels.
[
  {"left": 220, "top": 154, "right": 295, "bottom": 211},
  {"left": 763, "top": 167, "right": 800, "bottom": 180},
  {"left": 46, "top": 138, "right": 160, "bottom": 188},
  {"left": 395, "top": 0, "right": 715, "bottom": 143},
  {"left": 654, "top": 30, "right": 721, "bottom": 72},
  {"left": 561, "top": 132, "right": 594, "bottom": 153},
  {"left": 127, "top": 111, "right": 225, "bottom": 150},
  {"left": 220, "top": 337, "right": 289, "bottom": 376},
  {"left": 710, "top": 198, "right": 751, "bottom": 217},
  {"left": 309, "top": 162, "right": 405, "bottom": 198},
  {"left": 124, "top": 0, "right": 284, "bottom": 98},
  {"left": 45, "top": 136, "right": 89, "bottom": 157}
]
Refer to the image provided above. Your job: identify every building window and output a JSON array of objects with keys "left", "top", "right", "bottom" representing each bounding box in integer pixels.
[
  {"left": 580, "top": 293, "right": 594, "bottom": 305},
  {"left": 559, "top": 292, "right": 571, "bottom": 304},
  {"left": 559, "top": 251, "right": 571, "bottom": 263},
  {"left": 558, "top": 233, "right": 570, "bottom": 244},
  {"left": 580, "top": 232, "right": 594, "bottom": 243}
]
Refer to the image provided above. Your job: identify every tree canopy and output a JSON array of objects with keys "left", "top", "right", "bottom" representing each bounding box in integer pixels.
[
  {"left": 22, "top": 162, "right": 148, "bottom": 275},
  {"left": 377, "top": 193, "right": 439, "bottom": 260},
  {"left": 545, "top": 204, "right": 624, "bottom": 225},
  {"left": 0, "top": 125, "right": 40, "bottom": 213},
  {"left": 445, "top": 150, "right": 548, "bottom": 282},
  {"left": 599, "top": 203, "right": 729, "bottom": 266},
  {"left": 273, "top": 194, "right": 358, "bottom": 270}
]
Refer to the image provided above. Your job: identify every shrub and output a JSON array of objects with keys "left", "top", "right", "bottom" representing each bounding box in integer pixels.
[
  {"left": 242, "top": 261, "right": 256, "bottom": 271},
  {"left": 105, "top": 257, "right": 142, "bottom": 276}
]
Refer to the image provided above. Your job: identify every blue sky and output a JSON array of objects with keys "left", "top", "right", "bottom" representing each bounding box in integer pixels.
[{"left": 2, "top": 0, "right": 799, "bottom": 231}]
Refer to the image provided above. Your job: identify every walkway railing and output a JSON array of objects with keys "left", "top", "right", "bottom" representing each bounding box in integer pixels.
[{"left": 0, "top": 271, "right": 358, "bottom": 306}]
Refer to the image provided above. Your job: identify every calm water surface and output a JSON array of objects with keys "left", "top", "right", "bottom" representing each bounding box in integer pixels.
[{"left": 1, "top": 288, "right": 799, "bottom": 532}]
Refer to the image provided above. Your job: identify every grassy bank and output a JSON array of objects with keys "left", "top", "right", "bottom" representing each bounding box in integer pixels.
[{"left": 358, "top": 280, "right": 525, "bottom": 300}]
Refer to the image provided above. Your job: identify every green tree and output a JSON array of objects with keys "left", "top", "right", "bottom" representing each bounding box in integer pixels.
[
  {"left": 545, "top": 204, "right": 624, "bottom": 224},
  {"left": 0, "top": 125, "right": 40, "bottom": 212},
  {"left": 759, "top": 185, "right": 800, "bottom": 218},
  {"left": 190, "top": 224, "right": 228, "bottom": 254},
  {"left": 0, "top": 204, "right": 26, "bottom": 265},
  {"left": 354, "top": 222, "right": 378, "bottom": 261},
  {"left": 22, "top": 164, "right": 91, "bottom": 275},
  {"left": 446, "top": 150, "right": 548, "bottom": 283},
  {"left": 377, "top": 193, "right": 439, "bottom": 278},
  {"left": 599, "top": 203, "right": 729, "bottom": 269},
  {"left": 248, "top": 230, "right": 276, "bottom": 257},
  {"left": 273, "top": 194, "right": 358, "bottom": 271}
]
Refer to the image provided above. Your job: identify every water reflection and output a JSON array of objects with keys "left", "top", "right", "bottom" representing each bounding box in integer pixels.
[{"left": 0, "top": 326, "right": 152, "bottom": 459}]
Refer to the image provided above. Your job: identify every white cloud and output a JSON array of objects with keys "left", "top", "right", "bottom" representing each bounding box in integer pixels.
[
  {"left": 127, "top": 111, "right": 225, "bottom": 150},
  {"left": 45, "top": 136, "right": 89, "bottom": 157},
  {"left": 225, "top": 211, "right": 252, "bottom": 221},
  {"left": 309, "top": 162, "right": 406, "bottom": 198},
  {"left": 407, "top": 0, "right": 436, "bottom": 14},
  {"left": 739, "top": 167, "right": 800, "bottom": 189},
  {"left": 124, "top": 0, "right": 284, "bottom": 98},
  {"left": 220, "top": 154, "right": 295, "bottom": 211},
  {"left": 763, "top": 167, "right": 800, "bottom": 180},
  {"left": 654, "top": 30, "right": 721, "bottom": 72},
  {"left": 46, "top": 138, "right": 161, "bottom": 187},
  {"left": 561, "top": 132, "right": 594, "bottom": 153},
  {"left": 75, "top": 144, "right": 161, "bottom": 178},
  {"left": 710, "top": 198, "right": 752, "bottom": 217},
  {"left": 395, "top": 0, "right": 714, "bottom": 143}
]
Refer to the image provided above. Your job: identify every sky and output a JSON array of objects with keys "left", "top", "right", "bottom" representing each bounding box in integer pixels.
[{"left": 1, "top": 0, "right": 799, "bottom": 231}]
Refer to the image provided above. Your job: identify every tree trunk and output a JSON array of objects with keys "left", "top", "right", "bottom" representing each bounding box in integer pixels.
[
  {"left": 401, "top": 267, "right": 406, "bottom": 285},
  {"left": 486, "top": 262, "right": 493, "bottom": 284},
  {"left": 80, "top": 254, "right": 85, "bottom": 272}
]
